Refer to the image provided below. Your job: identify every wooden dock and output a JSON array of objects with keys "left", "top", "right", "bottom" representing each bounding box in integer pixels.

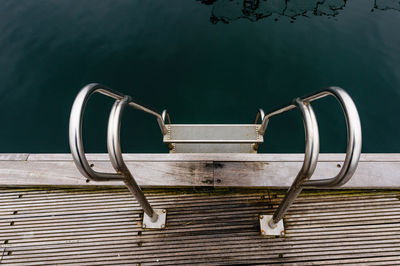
[{"left": 1, "top": 153, "right": 400, "bottom": 265}]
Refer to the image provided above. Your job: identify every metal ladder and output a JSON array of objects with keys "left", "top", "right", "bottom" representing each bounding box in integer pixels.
[{"left": 69, "top": 83, "right": 362, "bottom": 235}]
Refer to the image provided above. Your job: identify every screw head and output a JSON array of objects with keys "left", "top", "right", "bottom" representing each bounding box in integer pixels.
[
  {"left": 162, "top": 209, "right": 166, "bottom": 213},
  {"left": 259, "top": 215, "right": 264, "bottom": 219},
  {"left": 142, "top": 224, "right": 146, "bottom": 229},
  {"left": 161, "top": 224, "right": 165, "bottom": 228},
  {"left": 280, "top": 230, "right": 285, "bottom": 236},
  {"left": 261, "top": 230, "right": 266, "bottom": 235}
]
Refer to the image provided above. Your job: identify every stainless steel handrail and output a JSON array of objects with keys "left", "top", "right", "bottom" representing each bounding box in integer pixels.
[
  {"left": 69, "top": 84, "right": 125, "bottom": 182},
  {"left": 303, "top": 88, "right": 362, "bottom": 187},
  {"left": 261, "top": 87, "right": 362, "bottom": 229},
  {"left": 162, "top": 109, "right": 172, "bottom": 124},
  {"left": 107, "top": 96, "right": 158, "bottom": 221},
  {"left": 269, "top": 98, "right": 319, "bottom": 227},
  {"left": 254, "top": 108, "right": 265, "bottom": 124},
  {"left": 69, "top": 83, "right": 169, "bottom": 222}
]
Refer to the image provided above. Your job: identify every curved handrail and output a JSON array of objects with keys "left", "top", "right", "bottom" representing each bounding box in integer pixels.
[
  {"left": 260, "top": 87, "right": 362, "bottom": 188},
  {"left": 162, "top": 109, "right": 172, "bottom": 125},
  {"left": 69, "top": 83, "right": 125, "bottom": 181},
  {"left": 254, "top": 108, "right": 265, "bottom": 124},
  {"left": 69, "top": 83, "right": 169, "bottom": 182},
  {"left": 262, "top": 87, "right": 362, "bottom": 233},
  {"left": 254, "top": 109, "right": 267, "bottom": 138},
  {"left": 303, "top": 87, "right": 362, "bottom": 187},
  {"left": 69, "top": 83, "right": 167, "bottom": 223},
  {"left": 269, "top": 98, "right": 320, "bottom": 227},
  {"left": 107, "top": 96, "right": 131, "bottom": 173},
  {"left": 107, "top": 97, "right": 158, "bottom": 221}
]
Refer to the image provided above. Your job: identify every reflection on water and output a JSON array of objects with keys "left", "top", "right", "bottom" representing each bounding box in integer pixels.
[
  {"left": 374, "top": 0, "right": 400, "bottom": 10},
  {"left": 0, "top": 0, "right": 399, "bottom": 153},
  {"left": 199, "top": 0, "right": 400, "bottom": 23}
]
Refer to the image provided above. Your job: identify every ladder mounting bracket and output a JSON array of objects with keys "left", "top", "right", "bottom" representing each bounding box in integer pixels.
[
  {"left": 143, "top": 209, "right": 167, "bottom": 229},
  {"left": 259, "top": 215, "right": 285, "bottom": 236}
]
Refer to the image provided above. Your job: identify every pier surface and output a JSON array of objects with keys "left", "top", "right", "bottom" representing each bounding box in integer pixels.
[{"left": 1, "top": 153, "right": 400, "bottom": 264}]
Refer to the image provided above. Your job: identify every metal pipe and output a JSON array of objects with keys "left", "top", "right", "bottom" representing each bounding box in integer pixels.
[
  {"left": 162, "top": 109, "right": 172, "bottom": 124},
  {"left": 269, "top": 98, "right": 320, "bottom": 228},
  {"left": 261, "top": 87, "right": 362, "bottom": 231},
  {"left": 69, "top": 83, "right": 125, "bottom": 181},
  {"left": 128, "top": 102, "right": 168, "bottom": 135},
  {"left": 254, "top": 109, "right": 265, "bottom": 124},
  {"left": 107, "top": 97, "right": 158, "bottom": 221},
  {"left": 69, "top": 83, "right": 167, "bottom": 222},
  {"left": 69, "top": 84, "right": 169, "bottom": 179},
  {"left": 260, "top": 87, "right": 362, "bottom": 188},
  {"left": 255, "top": 109, "right": 268, "bottom": 135},
  {"left": 303, "top": 87, "right": 362, "bottom": 187},
  {"left": 71, "top": 83, "right": 168, "bottom": 137}
]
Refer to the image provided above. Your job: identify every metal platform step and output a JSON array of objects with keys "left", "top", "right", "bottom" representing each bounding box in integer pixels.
[{"left": 163, "top": 124, "right": 264, "bottom": 153}]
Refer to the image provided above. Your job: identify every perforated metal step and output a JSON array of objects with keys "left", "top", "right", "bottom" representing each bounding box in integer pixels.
[{"left": 163, "top": 124, "right": 264, "bottom": 153}]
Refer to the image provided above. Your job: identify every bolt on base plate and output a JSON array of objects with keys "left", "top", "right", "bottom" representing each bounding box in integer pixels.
[
  {"left": 143, "top": 209, "right": 167, "bottom": 229},
  {"left": 259, "top": 215, "right": 285, "bottom": 236}
]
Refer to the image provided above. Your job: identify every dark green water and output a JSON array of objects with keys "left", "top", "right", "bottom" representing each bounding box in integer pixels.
[{"left": 1, "top": 0, "right": 399, "bottom": 153}]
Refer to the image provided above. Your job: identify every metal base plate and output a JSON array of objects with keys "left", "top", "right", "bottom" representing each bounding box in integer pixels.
[
  {"left": 259, "top": 215, "right": 285, "bottom": 236},
  {"left": 143, "top": 209, "right": 167, "bottom": 229}
]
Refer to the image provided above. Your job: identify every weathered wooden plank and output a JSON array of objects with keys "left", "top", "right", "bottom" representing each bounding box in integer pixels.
[
  {"left": 0, "top": 153, "right": 399, "bottom": 187},
  {"left": 1, "top": 160, "right": 399, "bottom": 188},
  {"left": 214, "top": 161, "right": 400, "bottom": 188},
  {"left": 0, "top": 154, "right": 29, "bottom": 161},
  {"left": 26, "top": 153, "right": 400, "bottom": 162},
  {"left": 0, "top": 161, "right": 213, "bottom": 187}
]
